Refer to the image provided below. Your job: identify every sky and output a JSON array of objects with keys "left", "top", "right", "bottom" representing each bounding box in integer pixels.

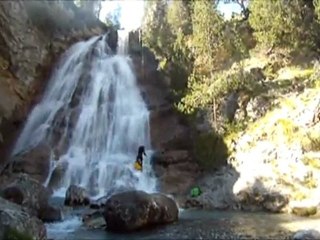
[{"left": 99, "top": 0, "right": 242, "bottom": 31}]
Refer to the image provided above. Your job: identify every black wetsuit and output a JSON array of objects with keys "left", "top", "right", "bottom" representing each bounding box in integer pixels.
[{"left": 136, "top": 146, "right": 146, "bottom": 167}]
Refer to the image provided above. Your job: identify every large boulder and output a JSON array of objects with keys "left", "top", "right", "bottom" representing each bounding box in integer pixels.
[
  {"left": 90, "top": 186, "right": 134, "bottom": 209},
  {"left": 0, "top": 173, "right": 51, "bottom": 216},
  {"left": 103, "top": 190, "right": 179, "bottom": 232},
  {"left": 233, "top": 178, "right": 289, "bottom": 213},
  {"left": 65, "top": 185, "right": 90, "bottom": 206},
  {"left": 0, "top": 197, "right": 47, "bottom": 240}
]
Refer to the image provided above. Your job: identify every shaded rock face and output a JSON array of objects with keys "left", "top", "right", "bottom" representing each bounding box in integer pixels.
[
  {"left": 0, "top": 0, "right": 117, "bottom": 172},
  {"left": 179, "top": 166, "right": 239, "bottom": 210},
  {"left": 0, "top": 173, "right": 50, "bottom": 217},
  {"left": 10, "top": 143, "right": 51, "bottom": 183},
  {"left": 65, "top": 185, "right": 90, "bottom": 206},
  {"left": 0, "top": 173, "right": 62, "bottom": 223},
  {"left": 47, "top": 161, "right": 68, "bottom": 191},
  {"left": 0, "top": 197, "right": 46, "bottom": 240},
  {"left": 103, "top": 190, "right": 178, "bottom": 232},
  {"left": 38, "top": 205, "right": 62, "bottom": 223},
  {"left": 152, "top": 150, "right": 200, "bottom": 196},
  {"left": 130, "top": 42, "right": 200, "bottom": 197}
]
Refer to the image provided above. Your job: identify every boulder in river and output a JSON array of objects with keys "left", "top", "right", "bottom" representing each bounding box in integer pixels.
[
  {"left": 65, "top": 185, "right": 90, "bottom": 206},
  {"left": 0, "top": 173, "right": 51, "bottom": 216},
  {"left": 90, "top": 186, "right": 135, "bottom": 209},
  {"left": 103, "top": 190, "right": 179, "bottom": 232},
  {"left": 10, "top": 144, "right": 51, "bottom": 183},
  {"left": 0, "top": 197, "right": 46, "bottom": 240}
]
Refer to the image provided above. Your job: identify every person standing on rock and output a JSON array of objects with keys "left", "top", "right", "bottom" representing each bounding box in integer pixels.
[{"left": 134, "top": 146, "right": 146, "bottom": 171}]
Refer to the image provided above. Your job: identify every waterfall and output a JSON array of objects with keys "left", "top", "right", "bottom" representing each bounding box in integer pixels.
[{"left": 12, "top": 33, "right": 157, "bottom": 197}]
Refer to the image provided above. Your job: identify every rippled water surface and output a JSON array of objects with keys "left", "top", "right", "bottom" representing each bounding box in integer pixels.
[{"left": 46, "top": 207, "right": 320, "bottom": 240}]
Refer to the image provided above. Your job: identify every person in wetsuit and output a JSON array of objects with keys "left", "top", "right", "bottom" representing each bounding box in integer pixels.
[{"left": 135, "top": 145, "right": 146, "bottom": 170}]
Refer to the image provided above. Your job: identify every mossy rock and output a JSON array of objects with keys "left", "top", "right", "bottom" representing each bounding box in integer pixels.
[
  {"left": 3, "top": 228, "right": 33, "bottom": 240},
  {"left": 291, "top": 206, "right": 317, "bottom": 217}
]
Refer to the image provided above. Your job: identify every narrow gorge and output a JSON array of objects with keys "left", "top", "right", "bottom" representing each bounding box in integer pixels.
[{"left": 0, "top": 1, "right": 320, "bottom": 240}]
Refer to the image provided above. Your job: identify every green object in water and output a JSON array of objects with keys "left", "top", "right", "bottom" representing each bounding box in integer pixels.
[{"left": 191, "top": 186, "right": 202, "bottom": 197}]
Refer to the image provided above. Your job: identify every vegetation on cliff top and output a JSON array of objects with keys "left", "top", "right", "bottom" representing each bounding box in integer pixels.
[{"left": 142, "top": 0, "right": 320, "bottom": 169}]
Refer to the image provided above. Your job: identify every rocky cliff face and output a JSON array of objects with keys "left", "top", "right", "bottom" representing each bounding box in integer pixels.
[
  {"left": 182, "top": 62, "right": 320, "bottom": 215},
  {"left": 128, "top": 32, "right": 201, "bottom": 198},
  {"left": 0, "top": 0, "right": 117, "bottom": 171}
]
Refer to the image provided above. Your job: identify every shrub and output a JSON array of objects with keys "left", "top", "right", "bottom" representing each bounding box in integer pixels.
[{"left": 193, "top": 132, "right": 228, "bottom": 170}]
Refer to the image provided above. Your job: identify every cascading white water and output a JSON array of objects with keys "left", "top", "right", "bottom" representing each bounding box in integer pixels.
[
  {"left": 117, "top": 29, "right": 129, "bottom": 55},
  {"left": 12, "top": 32, "right": 156, "bottom": 197}
]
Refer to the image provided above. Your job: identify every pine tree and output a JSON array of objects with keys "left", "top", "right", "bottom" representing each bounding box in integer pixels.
[
  {"left": 191, "top": 0, "right": 227, "bottom": 75},
  {"left": 249, "top": 0, "right": 317, "bottom": 51}
]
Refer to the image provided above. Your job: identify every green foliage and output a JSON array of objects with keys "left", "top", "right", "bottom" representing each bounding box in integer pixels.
[
  {"left": 194, "top": 132, "right": 228, "bottom": 169},
  {"left": 4, "top": 228, "right": 33, "bottom": 240},
  {"left": 167, "top": 0, "right": 192, "bottom": 35},
  {"left": 191, "top": 1, "right": 227, "bottom": 73},
  {"left": 178, "top": 66, "right": 265, "bottom": 114},
  {"left": 142, "top": 0, "right": 173, "bottom": 61},
  {"left": 249, "top": 0, "right": 318, "bottom": 51},
  {"left": 142, "top": 0, "right": 193, "bottom": 94}
]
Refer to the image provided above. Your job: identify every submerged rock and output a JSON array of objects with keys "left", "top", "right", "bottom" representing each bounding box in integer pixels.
[
  {"left": 38, "top": 205, "right": 62, "bottom": 223},
  {"left": 103, "top": 190, "right": 179, "bottom": 232},
  {"left": 82, "top": 209, "right": 106, "bottom": 229},
  {"left": 65, "top": 185, "right": 90, "bottom": 206},
  {"left": 0, "top": 197, "right": 46, "bottom": 240}
]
